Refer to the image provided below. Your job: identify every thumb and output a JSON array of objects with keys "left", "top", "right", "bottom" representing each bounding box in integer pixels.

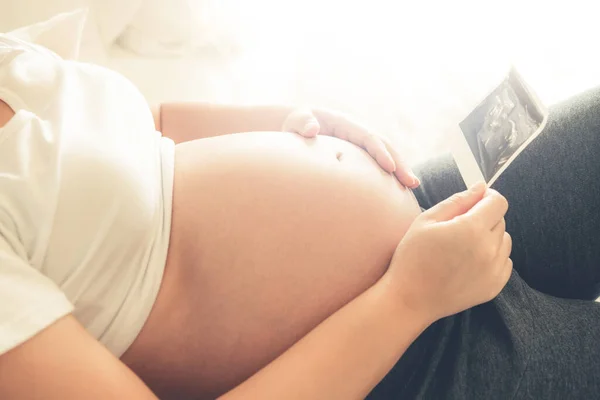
[
  {"left": 282, "top": 109, "right": 321, "bottom": 138},
  {"left": 425, "top": 182, "right": 486, "bottom": 222}
]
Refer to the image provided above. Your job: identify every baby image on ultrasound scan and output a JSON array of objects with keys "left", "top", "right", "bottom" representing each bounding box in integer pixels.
[{"left": 458, "top": 68, "right": 547, "bottom": 184}]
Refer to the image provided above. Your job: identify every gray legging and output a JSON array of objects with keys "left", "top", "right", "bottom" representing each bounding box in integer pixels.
[{"left": 368, "top": 87, "right": 600, "bottom": 399}]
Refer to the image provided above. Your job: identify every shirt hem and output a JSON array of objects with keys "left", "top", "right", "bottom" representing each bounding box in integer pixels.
[
  {"left": 98, "top": 136, "right": 176, "bottom": 357},
  {"left": 0, "top": 294, "right": 74, "bottom": 356}
]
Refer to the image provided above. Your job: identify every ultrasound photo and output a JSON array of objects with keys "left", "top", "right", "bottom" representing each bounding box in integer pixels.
[{"left": 458, "top": 67, "right": 546, "bottom": 184}]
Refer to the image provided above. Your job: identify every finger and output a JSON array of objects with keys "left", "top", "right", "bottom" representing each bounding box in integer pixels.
[
  {"left": 379, "top": 135, "right": 419, "bottom": 188},
  {"left": 465, "top": 189, "right": 509, "bottom": 229},
  {"left": 491, "top": 230, "right": 512, "bottom": 263},
  {"left": 313, "top": 109, "right": 418, "bottom": 186},
  {"left": 504, "top": 258, "right": 514, "bottom": 280},
  {"left": 349, "top": 127, "right": 417, "bottom": 187},
  {"left": 326, "top": 113, "right": 397, "bottom": 175},
  {"left": 497, "top": 257, "right": 513, "bottom": 295},
  {"left": 282, "top": 109, "right": 320, "bottom": 138},
  {"left": 500, "top": 232, "right": 512, "bottom": 260},
  {"left": 311, "top": 108, "right": 341, "bottom": 138},
  {"left": 502, "top": 257, "right": 513, "bottom": 283},
  {"left": 491, "top": 215, "right": 505, "bottom": 237},
  {"left": 425, "top": 182, "right": 486, "bottom": 222},
  {"left": 492, "top": 217, "right": 505, "bottom": 234},
  {"left": 490, "top": 217, "right": 506, "bottom": 251},
  {"left": 361, "top": 134, "right": 396, "bottom": 174},
  {"left": 489, "top": 247, "right": 513, "bottom": 300}
]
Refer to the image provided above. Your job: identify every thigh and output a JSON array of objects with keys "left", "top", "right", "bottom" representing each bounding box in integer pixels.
[
  {"left": 121, "top": 132, "right": 422, "bottom": 399},
  {"left": 414, "top": 87, "right": 600, "bottom": 300},
  {"left": 511, "top": 291, "right": 600, "bottom": 399},
  {"left": 369, "top": 272, "right": 600, "bottom": 400}
]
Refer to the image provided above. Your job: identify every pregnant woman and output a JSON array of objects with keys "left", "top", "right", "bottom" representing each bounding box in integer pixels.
[{"left": 0, "top": 33, "right": 599, "bottom": 400}]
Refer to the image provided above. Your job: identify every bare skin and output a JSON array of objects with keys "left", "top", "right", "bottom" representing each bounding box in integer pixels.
[
  {"left": 120, "top": 131, "right": 422, "bottom": 399},
  {"left": 0, "top": 100, "right": 12, "bottom": 126},
  {"left": 0, "top": 100, "right": 510, "bottom": 400}
]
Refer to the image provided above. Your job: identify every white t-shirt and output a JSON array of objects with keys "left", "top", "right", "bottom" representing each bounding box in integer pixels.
[{"left": 0, "top": 35, "right": 174, "bottom": 356}]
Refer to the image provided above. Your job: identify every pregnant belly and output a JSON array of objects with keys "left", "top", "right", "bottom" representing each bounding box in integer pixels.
[{"left": 121, "top": 132, "right": 422, "bottom": 399}]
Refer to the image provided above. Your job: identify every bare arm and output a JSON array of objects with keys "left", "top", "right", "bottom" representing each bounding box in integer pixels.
[
  {"left": 0, "top": 315, "right": 158, "bottom": 400},
  {"left": 0, "top": 186, "right": 510, "bottom": 399},
  {"left": 0, "top": 280, "right": 428, "bottom": 400},
  {"left": 152, "top": 102, "right": 293, "bottom": 143},
  {"left": 221, "top": 277, "right": 429, "bottom": 400},
  {"left": 151, "top": 102, "right": 421, "bottom": 187},
  {"left": 221, "top": 184, "right": 512, "bottom": 399}
]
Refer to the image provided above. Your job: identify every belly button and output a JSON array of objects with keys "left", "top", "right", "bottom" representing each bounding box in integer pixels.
[{"left": 336, "top": 152, "right": 344, "bottom": 161}]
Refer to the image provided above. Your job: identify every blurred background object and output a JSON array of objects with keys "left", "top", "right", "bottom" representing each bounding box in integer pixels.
[{"left": 0, "top": 0, "right": 596, "bottom": 163}]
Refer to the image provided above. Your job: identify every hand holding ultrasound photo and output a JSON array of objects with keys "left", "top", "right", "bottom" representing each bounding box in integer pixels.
[{"left": 451, "top": 67, "right": 548, "bottom": 187}]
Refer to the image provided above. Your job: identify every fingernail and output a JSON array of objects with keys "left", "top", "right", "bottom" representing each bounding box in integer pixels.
[
  {"left": 469, "top": 181, "right": 486, "bottom": 191},
  {"left": 409, "top": 173, "right": 419, "bottom": 186},
  {"left": 412, "top": 176, "right": 420, "bottom": 186},
  {"left": 303, "top": 122, "right": 319, "bottom": 134}
]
